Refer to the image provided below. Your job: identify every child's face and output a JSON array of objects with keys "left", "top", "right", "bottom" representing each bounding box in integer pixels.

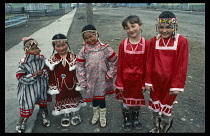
[
  {"left": 124, "top": 22, "right": 141, "bottom": 38},
  {"left": 158, "top": 23, "right": 173, "bottom": 38},
  {"left": 83, "top": 32, "right": 97, "bottom": 45},
  {"left": 27, "top": 45, "right": 40, "bottom": 54},
  {"left": 54, "top": 42, "right": 68, "bottom": 56}
]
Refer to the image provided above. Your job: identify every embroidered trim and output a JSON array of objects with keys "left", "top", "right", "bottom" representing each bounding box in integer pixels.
[
  {"left": 122, "top": 98, "right": 146, "bottom": 107},
  {"left": 52, "top": 102, "right": 87, "bottom": 116},
  {"left": 107, "top": 52, "right": 116, "bottom": 59},
  {"left": 148, "top": 98, "right": 173, "bottom": 116},
  {"left": 155, "top": 34, "right": 180, "bottom": 50},
  {"left": 124, "top": 37, "right": 145, "bottom": 54},
  {"left": 157, "top": 18, "right": 177, "bottom": 24},
  {"left": 16, "top": 73, "right": 25, "bottom": 80},
  {"left": 20, "top": 108, "right": 33, "bottom": 117}
]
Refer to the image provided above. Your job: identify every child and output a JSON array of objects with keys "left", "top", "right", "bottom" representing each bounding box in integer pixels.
[
  {"left": 45, "top": 34, "right": 86, "bottom": 127},
  {"left": 114, "top": 15, "right": 149, "bottom": 131},
  {"left": 16, "top": 37, "right": 50, "bottom": 133},
  {"left": 145, "top": 11, "right": 189, "bottom": 133},
  {"left": 76, "top": 24, "right": 118, "bottom": 127}
]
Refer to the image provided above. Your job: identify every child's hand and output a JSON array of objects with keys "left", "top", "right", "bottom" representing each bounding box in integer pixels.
[
  {"left": 144, "top": 85, "right": 154, "bottom": 92},
  {"left": 105, "top": 74, "right": 113, "bottom": 82},
  {"left": 115, "top": 88, "right": 123, "bottom": 92},
  {"left": 169, "top": 91, "right": 180, "bottom": 95},
  {"left": 37, "top": 70, "right": 43, "bottom": 76},
  {"left": 105, "top": 78, "right": 112, "bottom": 82},
  {"left": 33, "top": 72, "right": 38, "bottom": 78}
]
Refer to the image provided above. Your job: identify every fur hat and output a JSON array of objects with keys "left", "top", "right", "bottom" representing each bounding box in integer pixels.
[{"left": 22, "top": 37, "right": 38, "bottom": 51}]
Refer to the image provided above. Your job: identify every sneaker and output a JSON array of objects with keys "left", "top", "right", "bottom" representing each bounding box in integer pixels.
[
  {"left": 42, "top": 118, "right": 50, "bottom": 127},
  {"left": 61, "top": 118, "right": 70, "bottom": 127},
  {"left": 16, "top": 124, "right": 24, "bottom": 133}
]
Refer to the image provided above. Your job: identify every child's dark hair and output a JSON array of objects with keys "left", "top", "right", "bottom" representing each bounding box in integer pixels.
[
  {"left": 52, "top": 34, "right": 68, "bottom": 47},
  {"left": 158, "top": 11, "right": 176, "bottom": 18},
  {"left": 122, "top": 15, "right": 142, "bottom": 29},
  {"left": 81, "top": 24, "right": 99, "bottom": 38},
  {"left": 50, "top": 34, "right": 71, "bottom": 57}
]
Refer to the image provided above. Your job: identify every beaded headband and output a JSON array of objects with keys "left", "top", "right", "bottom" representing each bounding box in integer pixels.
[
  {"left": 52, "top": 39, "right": 68, "bottom": 45},
  {"left": 156, "top": 18, "right": 178, "bottom": 39},
  {"left": 157, "top": 18, "right": 177, "bottom": 24},
  {"left": 52, "top": 39, "right": 68, "bottom": 42},
  {"left": 82, "top": 30, "right": 99, "bottom": 41},
  {"left": 81, "top": 30, "right": 100, "bottom": 45},
  {"left": 82, "top": 30, "right": 97, "bottom": 34}
]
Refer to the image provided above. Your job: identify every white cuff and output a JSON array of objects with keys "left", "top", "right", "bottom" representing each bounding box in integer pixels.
[
  {"left": 75, "top": 85, "right": 86, "bottom": 91},
  {"left": 48, "top": 89, "right": 59, "bottom": 95},
  {"left": 48, "top": 86, "right": 60, "bottom": 95},
  {"left": 145, "top": 83, "right": 153, "bottom": 86},
  {"left": 114, "top": 85, "right": 124, "bottom": 89},
  {"left": 170, "top": 88, "right": 184, "bottom": 92}
]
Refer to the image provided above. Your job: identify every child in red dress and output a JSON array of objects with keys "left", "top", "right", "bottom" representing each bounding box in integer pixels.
[
  {"left": 145, "top": 11, "right": 189, "bottom": 133},
  {"left": 115, "top": 15, "right": 149, "bottom": 131},
  {"left": 45, "top": 34, "right": 86, "bottom": 127}
]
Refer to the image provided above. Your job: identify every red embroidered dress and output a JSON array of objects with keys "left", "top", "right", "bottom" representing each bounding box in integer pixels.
[
  {"left": 145, "top": 34, "right": 189, "bottom": 116},
  {"left": 76, "top": 41, "right": 118, "bottom": 102},
  {"left": 45, "top": 52, "right": 86, "bottom": 115},
  {"left": 115, "top": 37, "right": 149, "bottom": 107}
]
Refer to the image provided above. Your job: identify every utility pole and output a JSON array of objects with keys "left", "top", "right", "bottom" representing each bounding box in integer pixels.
[
  {"left": 77, "top": 3, "right": 79, "bottom": 9},
  {"left": 86, "top": 3, "right": 93, "bottom": 25}
]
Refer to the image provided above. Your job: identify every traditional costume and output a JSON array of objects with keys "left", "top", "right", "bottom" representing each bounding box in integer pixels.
[
  {"left": 76, "top": 41, "right": 118, "bottom": 102},
  {"left": 115, "top": 37, "right": 148, "bottom": 106},
  {"left": 115, "top": 36, "right": 149, "bottom": 131},
  {"left": 16, "top": 37, "right": 50, "bottom": 133},
  {"left": 45, "top": 34, "right": 86, "bottom": 127},
  {"left": 76, "top": 24, "right": 118, "bottom": 127},
  {"left": 146, "top": 11, "right": 189, "bottom": 133}
]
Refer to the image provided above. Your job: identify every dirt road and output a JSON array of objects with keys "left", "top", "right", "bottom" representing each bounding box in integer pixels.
[{"left": 6, "top": 7, "right": 205, "bottom": 133}]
